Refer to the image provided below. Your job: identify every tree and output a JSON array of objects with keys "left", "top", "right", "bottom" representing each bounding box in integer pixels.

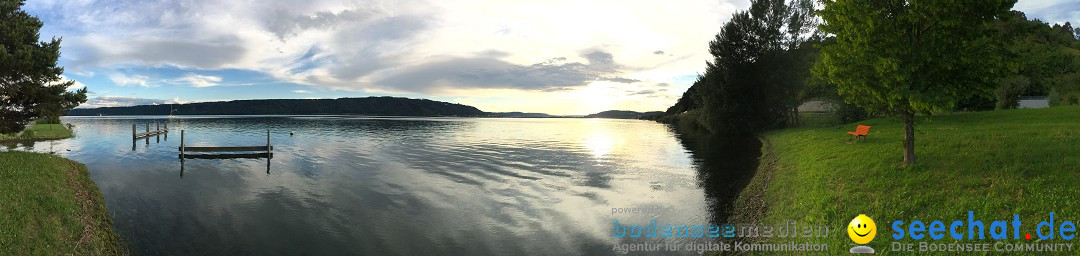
[
  {"left": 0, "top": 0, "right": 86, "bottom": 133},
  {"left": 1053, "top": 22, "right": 1074, "bottom": 40},
  {"left": 994, "top": 75, "right": 1030, "bottom": 109},
  {"left": 667, "top": 0, "right": 818, "bottom": 134},
  {"left": 814, "top": 0, "right": 1015, "bottom": 167}
]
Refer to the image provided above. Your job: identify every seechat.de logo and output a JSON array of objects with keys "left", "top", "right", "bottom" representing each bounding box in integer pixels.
[{"left": 848, "top": 214, "right": 876, "bottom": 253}]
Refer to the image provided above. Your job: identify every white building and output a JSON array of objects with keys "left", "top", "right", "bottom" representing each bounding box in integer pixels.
[{"left": 1018, "top": 96, "right": 1049, "bottom": 109}]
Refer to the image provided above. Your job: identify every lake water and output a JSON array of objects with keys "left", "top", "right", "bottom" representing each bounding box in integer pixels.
[{"left": 5, "top": 116, "right": 759, "bottom": 255}]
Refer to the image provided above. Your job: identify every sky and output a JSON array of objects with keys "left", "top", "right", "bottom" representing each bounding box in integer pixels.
[{"left": 24, "top": 0, "right": 1080, "bottom": 115}]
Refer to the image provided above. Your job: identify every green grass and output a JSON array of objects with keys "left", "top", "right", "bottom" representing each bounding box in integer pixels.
[
  {"left": 25, "top": 123, "right": 75, "bottom": 140},
  {"left": 730, "top": 106, "right": 1080, "bottom": 255},
  {"left": 0, "top": 152, "right": 125, "bottom": 255},
  {"left": 0, "top": 122, "right": 75, "bottom": 142},
  {"left": 797, "top": 112, "right": 842, "bottom": 128}
]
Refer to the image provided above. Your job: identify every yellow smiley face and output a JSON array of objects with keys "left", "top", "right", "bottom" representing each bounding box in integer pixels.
[{"left": 847, "top": 214, "right": 876, "bottom": 244}]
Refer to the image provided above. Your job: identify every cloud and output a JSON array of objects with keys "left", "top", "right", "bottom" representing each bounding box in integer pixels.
[
  {"left": 628, "top": 89, "right": 656, "bottom": 96},
  {"left": 376, "top": 50, "right": 639, "bottom": 92},
  {"left": 583, "top": 50, "right": 615, "bottom": 68},
  {"left": 49, "top": 75, "right": 87, "bottom": 90},
  {"left": 109, "top": 73, "right": 150, "bottom": 87},
  {"left": 74, "top": 36, "right": 247, "bottom": 69},
  {"left": 1014, "top": 1, "right": 1080, "bottom": 25},
  {"left": 176, "top": 73, "right": 223, "bottom": 87},
  {"left": 78, "top": 95, "right": 204, "bottom": 108},
  {"left": 653, "top": 50, "right": 665, "bottom": 55},
  {"left": 623, "top": 87, "right": 674, "bottom": 99},
  {"left": 79, "top": 96, "right": 169, "bottom": 108},
  {"left": 262, "top": 9, "right": 378, "bottom": 40},
  {"left": 69, "top": 80, "right": 87, "bottom": 90},
  {"left": 31, "top": 0, "right": 746, "bottom": 106},
  {"left": 169, "top": 96, "right": 187, "bottom": 104},
  {"left": 292, "top": 90, "right": 312, "bottom": 94},
  {"left": 73, "top": 70, "right": 95, "bottom": 77},
  {"left": 603, "top": 77, "right": 641, "bottom": 83}
]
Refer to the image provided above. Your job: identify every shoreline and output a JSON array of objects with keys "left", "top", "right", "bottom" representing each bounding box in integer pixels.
[
  {"left": 713, "top": 106, "right": 1080, "bottom": 254},
  {"left": 729, "top": 137, "right": 777, "bottom": 228},
  {"left": 0, "top": 151, "right": 126, "bottom": 255},
  {"left": 0, "top": 122, "right": 125, "bottom": 254},
  {"left": 0, "top": 122, "right": 75, "bottom": 143}
]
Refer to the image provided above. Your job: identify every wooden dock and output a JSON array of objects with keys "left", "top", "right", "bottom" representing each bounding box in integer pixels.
[
  {"left": 180, "top": 152, "right": 273, "bottom": 159},
  {"left": 178, "top": 129, "right": 273, "bottom": 159},
  {"left": 178, "top": 129, "right": 274, "bottom": 177},
  {"left": 133, "top": 122, "right": 168, "bottom": 139}
]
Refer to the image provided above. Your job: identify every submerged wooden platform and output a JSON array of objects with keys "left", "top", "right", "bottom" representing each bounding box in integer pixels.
[
  {"left": 177, "top": 129, "right": 275, "bottom": 177},
  {"left": 180, "top": 146, "right": 273, "bottom": 152},
  {"left": 180, "top": 152, "right": 273, "bottom": 159},
  {"left": 178, "top": 129, "right": 273, "bottom": 159}
]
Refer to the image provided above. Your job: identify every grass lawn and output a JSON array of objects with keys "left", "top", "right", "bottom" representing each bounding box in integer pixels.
[
  {"left": 0, "top": 122, "right": 75, "bottom": 142},
  {"left": 0, "top": 152, "right": 124, "bottom": 254},
  {"left": 730, "top": 106, "right": 1080, "bottom": 254}
]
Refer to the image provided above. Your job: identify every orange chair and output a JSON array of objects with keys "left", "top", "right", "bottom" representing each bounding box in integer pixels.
[{"left": 847, "top": 125, "right": 871, "bottom": 144}]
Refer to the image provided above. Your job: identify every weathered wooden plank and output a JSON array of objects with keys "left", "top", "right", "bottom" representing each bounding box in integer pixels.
[
  {"left": 180, "top": 146, "right": 273, "bottom": 152},
  {"left": 177, "top": 153, "right": 270, "bottom": 158},
  {"left": 134, "top": 130, "right": 168, "bottom": 138}
]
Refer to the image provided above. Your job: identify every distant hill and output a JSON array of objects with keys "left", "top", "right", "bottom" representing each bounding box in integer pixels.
[
  {"left": 67, "top": 97, "right": 485, "bottom": 117},
  {"left": 484, "top": 112, "right": 558, "bottom": 118},
  {"left": 584, "top": 110, "right": 664, "bottom": 119}
]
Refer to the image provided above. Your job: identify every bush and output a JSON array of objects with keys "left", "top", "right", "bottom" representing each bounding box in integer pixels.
[
  {"left": 833, "top": 101, "right": 869, "bottom": 124},
  {"left": 956, "top": 94, "right": 996, "bottom": 111},
  {"left": 38, "top": 117, "right": 61, "bottom": 124},
  {"left": 677, "top": 109, "right": 706, "bottom": 131},
  {"left": 19, "top": 129, "right": 35, "bottom": 139},
  {"left": 995, "top": 76, "right": 1031, "bottom": 110},
  {"left": 1049, "top": 72, "right": 1080, "bottom": 106}
]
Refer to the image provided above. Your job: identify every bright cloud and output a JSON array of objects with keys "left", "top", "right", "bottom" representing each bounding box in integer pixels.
[
  {"left": 108, "top": 73, "right": 150, "bottom": 87},
  {"left": 50, "top": 75, "right": 87, "bottom": 90},
  {"left": 28, "top": 0, "right": 1077, "bottom": 114},
  {"left": 169, "top": 96, "right": 187, "bottom": 104},
  {"left": 176, "top": 73, "right": 223, "bottom": 87},
  {"left": 79, "top": 95, "right": 213, "bottom": 108},
  {"left": 80, "top": 95, "right": 167, "bottom": 108}
]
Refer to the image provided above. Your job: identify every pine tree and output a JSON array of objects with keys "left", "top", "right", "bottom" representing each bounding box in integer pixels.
[{"left": 0, "top": 0, "right": 87, "bottom": 133}]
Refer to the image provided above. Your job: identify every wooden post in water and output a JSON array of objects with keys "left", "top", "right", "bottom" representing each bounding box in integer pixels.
[
  {"left": 132, "top": 124, "right": 136, "bottom": 139},
  {"left": 145, "top": 123, "right": 149, "bottom": 134},
  {"left": 179, "top": 129, "right": 185, "bottom": 175},
  {"left": 266, "top": 129, "right": 271, "bottom": 173},
  {"left": 156, "top": 122, "right": 159, "bottom": 132}
]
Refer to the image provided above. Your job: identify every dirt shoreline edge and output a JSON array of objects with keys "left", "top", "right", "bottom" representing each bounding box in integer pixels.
[
  {"left": 64, "top": 159, "right": 126, "bottom": 254},
  {"left": 729, "top": 137, "right": 776, "bottom": 226}
]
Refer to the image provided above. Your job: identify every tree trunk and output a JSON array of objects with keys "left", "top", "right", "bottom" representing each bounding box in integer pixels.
[
  {"left": 902, "top": 110, "right": 916, "bottom": 167},
  {"left": 790, "top": 106, "right": 800, "bottom": 127}
]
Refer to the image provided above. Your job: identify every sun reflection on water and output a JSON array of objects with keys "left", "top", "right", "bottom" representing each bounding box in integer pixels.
[{"left": 583, "top": 133, "right": 614, "bottom": 158}]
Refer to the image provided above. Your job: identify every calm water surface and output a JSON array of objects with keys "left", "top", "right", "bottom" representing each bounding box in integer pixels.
[{"left": 6, "top": 116, "right": 758, "bottom": 255}]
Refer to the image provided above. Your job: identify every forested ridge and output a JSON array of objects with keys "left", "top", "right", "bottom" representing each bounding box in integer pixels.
[{"left": 67, "top": 97, "right": 486, "bottom": 117}]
